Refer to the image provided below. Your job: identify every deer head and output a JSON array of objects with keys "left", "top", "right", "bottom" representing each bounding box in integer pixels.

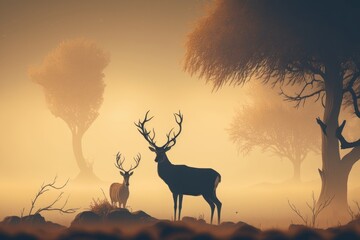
[
  {"left": 135, "top": 111, "right": 183, "bottom": 163},
  {"left": 114, "top": 152, "right": 141, "bottom": 186}
]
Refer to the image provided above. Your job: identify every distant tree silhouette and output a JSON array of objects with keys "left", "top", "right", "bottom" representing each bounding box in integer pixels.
[
  {"left": 229, "top": 100, "right": 320, "bottom": 182},
  {"left": 29, "top": 39, "right": 109, "bottom": 181},
  {"left": 185, "top": 0, "right": 360, "bottom": 214}
]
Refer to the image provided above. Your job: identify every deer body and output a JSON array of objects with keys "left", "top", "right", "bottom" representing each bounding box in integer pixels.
[
  {"left": 109, "top": 182, "right": 129, "bottom": 208},
  {"left": 135, "top": 111, "right": 222, "bottom": 224},
  {"left": 157, "top": 158, "right": 221, "bottom": 196},
  {"left": 109, "top": 152, "right": 141, "bottom": 209}
]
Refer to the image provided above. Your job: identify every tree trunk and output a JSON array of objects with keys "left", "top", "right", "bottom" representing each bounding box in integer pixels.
[
  {"left": 289, "top": 158, "right": 302, "bottom": 182},
  {"left": 318, "top": 60, "right": 349, "bottom": 219},
  {"left": 291, "top": 150, "right": 306, "bottom": 182},
  {"left": 293, "top": 160, "right": 301, "bottom": 182},
  {"left": 71, "top": 130, "right": 99, "bottom": 182},
  {"left": 319, "top": 163, "right": 350, "bottom": 212}
]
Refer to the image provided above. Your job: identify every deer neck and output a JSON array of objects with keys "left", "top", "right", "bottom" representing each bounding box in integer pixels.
[
  {"left": 122, "top": 179, "right": 129, "bottom": 189},
  {"left": 158, "top": 153, "right": 172, "bottom": 165},
  {"left": 157, "top": 153, "right": 173, "bottom": 181}
]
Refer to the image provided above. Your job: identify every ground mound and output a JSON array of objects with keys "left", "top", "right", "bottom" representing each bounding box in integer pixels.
[{"left": 1, "top": 211, "right": 360, "bottom": 240}]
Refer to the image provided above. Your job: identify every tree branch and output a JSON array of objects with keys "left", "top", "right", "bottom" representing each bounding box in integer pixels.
[
  {"left": 343, "top": 71, "right": 360, "bottom": 117},
  {"left": 27, "top": 176, "right": 77, "bottom": 216},
  {"left": 35, "top": 194, "right": 77, "bottom": 215},
  {"left": 281, "top": 88, "right": 324, "bottom": 107},
  {"left": 346, "top": 72, "right": 360, "bottom": 89},
  {"left": 321, "top": 93, "right": 326, "bottom": 108},
  {"left": 312, "top": 194, "right": 334, "bottom": 227},
  {"left": 336, "top": 120, "right": 360, "bottom": 149},
  {"left": 346, "top": 87, "right": 360, "bottom": 118},
  {"left": 288, "top": 192, "right": 333, "bottom": 227},
  {"left": 304, "top": 63, "right": 326, "bottom": 80},
  {"left": 280, "top": 78, "right": 324, "bottom": 107},
  {"left": 288, "top": 200, "right": 308, "bottom": 226},
  {"left": 342, "top": 145, "right": 360, "bottom": 167},
  {"left": 316, "top": 117, "right": 327, "bottom": 136}
]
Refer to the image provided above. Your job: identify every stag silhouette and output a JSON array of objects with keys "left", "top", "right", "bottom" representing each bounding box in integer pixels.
[{"left": 135, "top": 111, "right": 222, "bottom": 224}]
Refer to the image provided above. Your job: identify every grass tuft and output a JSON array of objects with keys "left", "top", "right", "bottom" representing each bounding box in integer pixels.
[{"left": 89, "top": 198, "right": 115, "bottom": 217}]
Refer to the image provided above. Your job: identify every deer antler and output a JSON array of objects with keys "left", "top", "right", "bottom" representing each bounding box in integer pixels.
[
  {"left": 129, "top": 153, "right": 141, "bottom": 172},
  {"left": 115, "top": 152, "right": 141, "bottom": 172},
  {"left": 115, "top": 152, "right": 126, "bottom": 172},
  {"left": 135, "top": 111, "right": 157, "bottom": 148},
  {"left": 162, "top": 111, "right": 183, "bottom": 149}
]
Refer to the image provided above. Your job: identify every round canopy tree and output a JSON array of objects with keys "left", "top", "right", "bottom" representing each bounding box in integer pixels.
[
  {"left": 229, "top": 99, "right": 320, "bottom": 182},
  {"left": 185, "top": 0, "right": 360, "bottom": 216},
  {"left": 30, "top": 39, "right": 110, "bottom": 181}
]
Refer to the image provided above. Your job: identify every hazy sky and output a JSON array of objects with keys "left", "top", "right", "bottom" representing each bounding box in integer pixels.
[{"left": 1, "top": 0, "right": 360, "bottom": 227}]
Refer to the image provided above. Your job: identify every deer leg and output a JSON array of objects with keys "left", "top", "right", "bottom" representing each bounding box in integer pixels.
[
  {"left": 178, "top": 194, "right": 183, "bottom": 221},
  {"left": 211, "top": 193, "right": 222, "bottom": 225},
  {"left": 172, "top": 193, "right": 178, "bottom": 221},
  {"left": 203, "top": 195, "right": 215, "bottom": 224}
]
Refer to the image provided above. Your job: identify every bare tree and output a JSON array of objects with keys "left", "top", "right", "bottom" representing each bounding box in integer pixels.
[
  {"left": 184, "top": 0, "right": 360, "bottom": 213},
  {"left": 288, "top": 192, "right": 334, "bottom": 227},
  {"left": 229, "top": 99, "right": 320, "bottom": 181},
  {"left": 29, "top": 39, "right": 110, "bottom": 181},
  {"left": 25, "top": 176, "right": 77, "bottom": 216}
]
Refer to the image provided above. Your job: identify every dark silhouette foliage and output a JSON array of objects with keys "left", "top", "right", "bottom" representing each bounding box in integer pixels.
[
  {"left": 185, "top": 0, "right": 360, "bottom": 89},
  {"left": 185, "top": 0, "right": 360, "bottom": 216}
]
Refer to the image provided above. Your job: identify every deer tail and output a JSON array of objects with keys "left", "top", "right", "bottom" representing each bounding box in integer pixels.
[{"left": 214, "top": 173, "right": 221, "bottom": 189}]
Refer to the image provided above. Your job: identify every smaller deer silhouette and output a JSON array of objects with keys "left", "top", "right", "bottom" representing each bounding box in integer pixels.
[{"left": 109, "top": 152, "right": 141, "bottom": 208}]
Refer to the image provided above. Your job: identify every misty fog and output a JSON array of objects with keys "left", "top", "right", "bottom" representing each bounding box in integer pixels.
[{"left": 1, "top": 0, "right": 360, "bottom": 228}]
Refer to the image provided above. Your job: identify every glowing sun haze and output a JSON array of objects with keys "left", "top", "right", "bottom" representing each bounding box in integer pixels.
[{"left": 1, "top": 0, "right": 360, "bottom": 227}]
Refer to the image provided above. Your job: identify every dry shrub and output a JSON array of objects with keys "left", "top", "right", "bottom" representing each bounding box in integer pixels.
[{"left": 89, "top": 198, "right": 115, "bottom": 217}]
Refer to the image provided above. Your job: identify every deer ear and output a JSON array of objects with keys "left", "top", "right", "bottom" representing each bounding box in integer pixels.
[
  {"left": 164, "top": 146, "right": 172, "bottom": 152},
  {"left": 149, "top": 146, "right": 156, "bottom": 152},
  {"left": 120, "top": 171, "right": 124, "bottom": 176},
  {"left": 129, "top": 171, "right": 134, "bottom": 176}
]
